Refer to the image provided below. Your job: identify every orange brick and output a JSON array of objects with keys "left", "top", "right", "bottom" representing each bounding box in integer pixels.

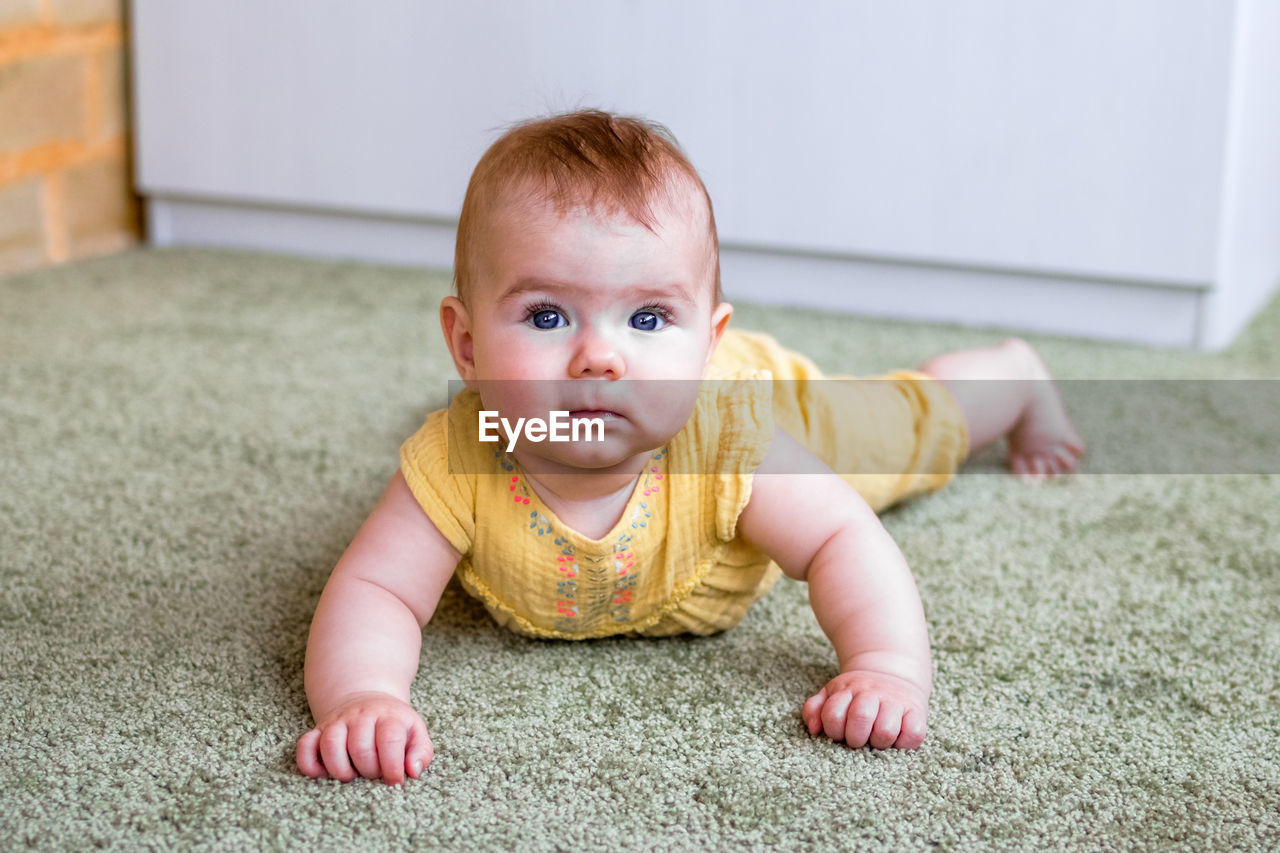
[
  {"left": 66, "top": 227, "right": 136, "bottom": 262},
  {"left": 0, "top": 0, "right": 43, "bottom": 28},
  {"left": 49, "top": 0, "right": 121, "bottom": 27},
  {"left": 0, "top": 136, "right": 124, "bottom": 183},
  {"left": 0, "top": 21, "right": 122, "bottom": 64},
  {"left": 61, "top": 153, "right": 139, "bottom": 250},
  {"left": 0, "top": 0, "right": 131, "bottom": 273},
  {"left": 91, "top": 42, "right": 126, "bottom": 140},
  {"left": 43, "top": 169, "right": 67, "bottom": 261},
  {"left": 0, "top": 176, "right": 47, "bottom": 274},
  {"left": 0, "top": 52, "right": 86, "bottom": 153}
]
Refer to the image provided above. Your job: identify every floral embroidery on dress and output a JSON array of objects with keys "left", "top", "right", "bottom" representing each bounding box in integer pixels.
[
  {"left": 495, "top": 451, "right": 532, "bottom": 506},
  {"left": 493, "top": 446, "right": 667, "bottom": 634},
  {"left": 554, "top": 536, "right": 578, "bottom": 622}
]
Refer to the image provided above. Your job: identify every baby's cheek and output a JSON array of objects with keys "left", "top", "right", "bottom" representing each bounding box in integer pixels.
[{"left": 635, "top": 387, "right": 700, "bottom": 442}]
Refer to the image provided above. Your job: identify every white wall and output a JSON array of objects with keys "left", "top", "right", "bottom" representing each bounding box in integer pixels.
[{"left": 132, "top": 0, "right": 1279, "bottom": 348}]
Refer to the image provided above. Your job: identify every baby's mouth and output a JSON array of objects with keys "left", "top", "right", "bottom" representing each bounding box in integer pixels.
[{"left": 567, "top": 409, "right": 622, "bottom": 421}]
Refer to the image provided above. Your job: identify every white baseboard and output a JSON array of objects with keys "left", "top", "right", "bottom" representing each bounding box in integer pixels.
[
  {"left": 146, "top": 196, "right": 1209, "bottom": 349},
  {"left": 147, "top": 196, "right": 458, "bottom": 271},
  {"left": 718, "top": 247, "right": 1205, "bottom": 349}
]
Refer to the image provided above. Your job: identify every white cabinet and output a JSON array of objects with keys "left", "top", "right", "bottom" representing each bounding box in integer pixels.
[{"left": 131, "top": 0, "right": 1280, "bottom": 349}]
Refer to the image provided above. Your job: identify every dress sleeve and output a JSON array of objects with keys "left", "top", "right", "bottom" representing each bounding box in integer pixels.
[{"left": 399, "top": 404, "right": 477, "bottom": 556}]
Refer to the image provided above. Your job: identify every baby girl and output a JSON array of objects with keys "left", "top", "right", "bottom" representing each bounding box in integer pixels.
[{"left": 296, "top": 110, "right": 1083, "bottom": 784}]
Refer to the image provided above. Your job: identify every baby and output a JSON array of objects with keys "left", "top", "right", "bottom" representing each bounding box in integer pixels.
[{"left": 296, "top": 110, "right": 1083, "bottom": 785}]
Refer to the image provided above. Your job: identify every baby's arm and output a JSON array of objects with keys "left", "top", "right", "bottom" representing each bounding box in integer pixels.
[
  {"left": 295, "top": 471, "right": 460, "bottom": 784},
  {"left": 738, "top": 429, "right": 932, "bottom": 750}
]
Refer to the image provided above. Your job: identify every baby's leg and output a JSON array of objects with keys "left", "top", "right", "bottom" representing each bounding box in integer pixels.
[{"left": 918, "top": 338, "right": 1084, "bottom": 479}]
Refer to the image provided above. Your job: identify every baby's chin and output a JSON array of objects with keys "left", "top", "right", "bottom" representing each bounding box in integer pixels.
[
  {"left": 519, "top": 437, "right": 666, "bottom": 475},
  {"left": 508, "top": 414, "right": 683, "bottom": 473}
]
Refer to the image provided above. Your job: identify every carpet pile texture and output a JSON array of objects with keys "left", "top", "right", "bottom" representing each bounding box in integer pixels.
[{"left": 1, "top": 249, "right": 1277, "bottom": 850}]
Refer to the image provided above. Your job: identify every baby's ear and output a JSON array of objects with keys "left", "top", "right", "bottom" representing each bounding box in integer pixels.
[
  {"left": 704, "top": 301, "right": 734, "bottom": 366},
  {"left": 440, "top": 296, "right": 476, "bottom": 382}
]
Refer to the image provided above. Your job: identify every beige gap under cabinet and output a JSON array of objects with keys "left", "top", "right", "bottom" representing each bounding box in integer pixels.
[{"left": 131, "top": 0, "right": 1280, "bottom": 349}]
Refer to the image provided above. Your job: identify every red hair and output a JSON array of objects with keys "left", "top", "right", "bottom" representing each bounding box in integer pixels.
[{"left": 453, "top": 109, "right": 721, "bottom": 303}]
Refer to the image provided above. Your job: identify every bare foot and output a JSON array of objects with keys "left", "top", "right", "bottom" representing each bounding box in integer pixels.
[{"left": 1001, "top": 338, "right": 1085, "bottom": 479}]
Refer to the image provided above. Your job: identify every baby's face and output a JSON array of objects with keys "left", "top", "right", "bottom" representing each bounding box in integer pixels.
[{"left": 447, "top": 191, "right": 730, "bottom": 470}]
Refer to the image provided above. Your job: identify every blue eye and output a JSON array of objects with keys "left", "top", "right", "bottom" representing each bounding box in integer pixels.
[
  {"left": 630, "top": 310, "right": 665, "bottom": 332},
  {"left": 529, "top": 309, "right": 566, "bottom": 330}
]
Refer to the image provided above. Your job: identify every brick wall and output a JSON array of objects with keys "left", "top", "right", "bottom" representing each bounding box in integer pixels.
[{"left": 0, "top": 0, "right": 140, "bottom": 276}]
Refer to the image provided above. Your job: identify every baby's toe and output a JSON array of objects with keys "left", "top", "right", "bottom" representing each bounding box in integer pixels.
[
  {"left": 1012, "top": 455, "right": 1046, "bottom": 480},
  {"left": 1011, "top": 455, "right": 1030, "bottom": 479}
]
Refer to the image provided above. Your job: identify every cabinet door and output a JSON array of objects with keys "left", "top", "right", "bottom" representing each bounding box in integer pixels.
[{"left": 134, "top": 0, "right": 1233, "bottom": 284}]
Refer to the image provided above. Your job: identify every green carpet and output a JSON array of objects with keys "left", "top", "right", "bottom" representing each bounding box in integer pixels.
[{"left": 2, "top": 248, "right": 1277, "bottom": 850}]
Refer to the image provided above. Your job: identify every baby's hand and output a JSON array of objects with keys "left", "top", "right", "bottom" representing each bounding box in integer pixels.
[
  {"left": 802, "top": 670, "right": 929, "bottom": 750},
  {"left": 296, "top": 692, "right": 433, "bottom": 785}
]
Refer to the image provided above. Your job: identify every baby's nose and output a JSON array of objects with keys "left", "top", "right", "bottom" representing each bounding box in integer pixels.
[{"left": 567, "top": 329, "right": 624, "bottom": 379}]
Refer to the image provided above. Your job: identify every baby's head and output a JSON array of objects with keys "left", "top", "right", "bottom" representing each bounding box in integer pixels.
[
  {"left": 452, "top": 109, "right": 722, "bottom": 310},
  {"left": 441, "top": 110, "right": 734, "bottom": 470},
  {"left": 443, "top": 109, "right": 731, "bottom": 382}
]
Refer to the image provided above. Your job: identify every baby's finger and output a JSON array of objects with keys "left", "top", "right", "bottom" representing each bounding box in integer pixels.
[
  {"left": 820, "top": 690, "right": 853, "bottom": 742},
  {"left": 896, "top": 707, "right": 928, "bottom": 750},
  {"left": 843, "top": 692, "right": 880, "bottom": 749},
  {"left": 296, "top": 728, "right": 330, "bottom": 779},
  {"left": 405, "top": 719, "right": 434, "bottom": 779},
  {"left": 868, "top": 701, "right": 903, "bottom": 750},
  {"left": 319, "top": 723, "right": 357, "bottom": 783},
  {"left": 345, "top": 716, "right": 382, "bottom": 780},
  {"left": 376, "top": 719, "right": 409, "bottom": 785},
  {"left": 1053, "top": 445, "right": 1080, "bottom": 473},
  {"left": 803, "top": 689, "right": 828, "bottom": 735}
]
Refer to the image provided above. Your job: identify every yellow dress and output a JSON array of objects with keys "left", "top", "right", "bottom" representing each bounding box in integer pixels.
[{"left": 399, "top": 329, "right": 968, "bottom": 640}]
